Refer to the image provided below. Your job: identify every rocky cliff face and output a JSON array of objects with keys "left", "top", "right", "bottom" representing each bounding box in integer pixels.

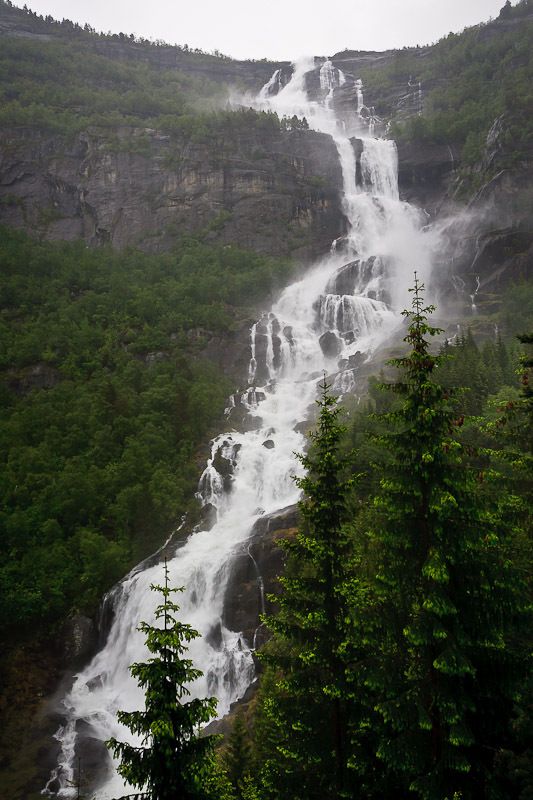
[
  {"left": 0, "top": 125, "right": 343, "bottom": 260},
  {"left": 0, "top": 3, "right": 342, "bottom": 262},
  {"left": 422, "top": 107, "right": 533, "bottom": 313}
]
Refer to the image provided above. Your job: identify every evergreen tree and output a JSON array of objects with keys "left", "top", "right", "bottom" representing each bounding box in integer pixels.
[
  {"left": 256, "top": 377, "right": 357, "bottom": 799},
  {"left": 499, "top": 0, "right": 513, "bottom": 19},
  {"left": 482, "top": 339, "right": 503, "bottom": 395},
  {"left": 516, "top": 331, "right": 533, "bottom": 451},
  {"left": 496, "top": 332, "right": 514, "bottom": 386},
  {"left": 359, "top": 276, "right": 530, "bottom": 799},
  {"left": 224, "top": 711, "right": 252, "bottom": 799},
  {"left": 106, "top": 560, "right": 221, "bottom": 800}
]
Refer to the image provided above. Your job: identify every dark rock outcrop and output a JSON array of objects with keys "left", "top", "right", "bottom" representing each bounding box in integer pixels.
[
  {"left": 222, "top": 504, "right": 299, "bottom": 646},
  {"left": 397, "top": 140, "right": 457, "bottom": 214},
  {"left": 61, "top": 615, "right": 97, "bottom": 670},
  {"left": 199, "top": 502, "right": 218, "bottom": 531},
  {"left": 212, "top": 446, "right": 234, "bottom": 478},
  {"left": 319, "top": 330, "right": 342, "bottom": 358},
  {"left": 6, "top": 362, "right": 62, "bottom": 396},
  {"left": 436, "top": 124, "right": 533, "bottom": 310},
  {"left": 74, "top": 720, "right": 114, "bottom": 793}
]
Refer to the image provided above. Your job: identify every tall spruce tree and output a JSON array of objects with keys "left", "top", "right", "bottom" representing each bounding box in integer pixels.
[
  {"left": 515, "top": 331, "right": 533, "bottom": 452},
  {"left": 359, "top": 276, "right": 530, "bottom": 799},
  {"left": 256, "top": 377, "right": 357, "bottom": 799},
  {"left": 106, "top": 561, "right": 223, "bottom": 800},
  {"left": 224, "top": 711, "right": 252, "bottom": 800}
]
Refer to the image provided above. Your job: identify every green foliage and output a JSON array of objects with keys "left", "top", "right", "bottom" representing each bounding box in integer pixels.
[
  {"left": 280, "top": 115, "right": 309, "bottom": 131},
  {"left": 435, "top": 328, "right": 520, "bottom": 415},
  {"left": 106, "top": 563, "right": 221, "bottom": 800},
  {"left": 224, "top": 712, "right": 253, "bottom": 799},
  {"left": 500, "top": 281, "right": 533, "bottom": 339},
  {"left": 354, "top": 278, "right": 531, "bottom": 799},
  {"left": 256, "top": 378, "right": 360, "bottom": 799},
  {"left": 254, "top": 282, "right": 532, "bottom": 800},
  {"left": 366, "top": 9, "right": 533, "bottom": 168},
  {"left": 0, "top": 13, "right": 285, "bottom": 143},
  {"left": 0, "top": 36, "right": 221, "bottom": 136},
  {"left": 0, "top": 227, "right": 292, "bottom": 640}
]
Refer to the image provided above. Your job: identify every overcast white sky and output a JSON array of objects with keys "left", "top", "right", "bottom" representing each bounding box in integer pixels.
[{"left": 19, "top": 0, "right": 508, "bottom": 60}]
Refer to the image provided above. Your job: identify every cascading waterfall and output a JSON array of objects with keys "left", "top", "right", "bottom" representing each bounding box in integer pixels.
[
  {"left": 360, "top": 138, "right": 399, "bottom": 199},
  {"left": 319, "top": 58, "right": 345, "bottom": 109},
  {"left": 45, "top": 57, "right": 438, "bottom": 799},
  {"left": 355, "top": 78, "right": 364, "bottom": 112},
  {"left": 258, "top": 68, "right": 283, "bottom": 100}
]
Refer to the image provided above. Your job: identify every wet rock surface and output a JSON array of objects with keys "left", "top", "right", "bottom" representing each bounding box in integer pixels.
[
  {"left": 222, "top": 504, "right": 299, "bottom": 646},
  {"left": 397, "top": 140, "right": 457, "bottom": 213},
  {"left": 61, "top": 615, "right": 97, "bottom": 670},
  {"left": 6, "top": 362, "right": 62, "bottom": 396},
  {"left": 319, "top": 330, "right": 343, "bottom": 358},
  {"left": 0, "top": 629, "right": 104, "bottom": 800},
  {"left": 75, "top": 719, "right": 114, "bottom": 794},
  {"left": 437, "top": 150, "right": 533, "bottom": 308}
]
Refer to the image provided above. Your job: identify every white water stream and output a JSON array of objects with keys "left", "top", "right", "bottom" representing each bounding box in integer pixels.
[{"left": 45, "top": 58, "right": 438, "bottom": 799}]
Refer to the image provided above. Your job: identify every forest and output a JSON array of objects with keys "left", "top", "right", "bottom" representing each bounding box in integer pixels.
[{"left": 0, "top": 227, "right": 292, "bottom": 638}]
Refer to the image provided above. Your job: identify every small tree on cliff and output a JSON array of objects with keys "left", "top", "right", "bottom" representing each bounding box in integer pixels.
[
  {"left": 106, "top": 560, "right": 225, "bottom": 800},
  {"left": 499, "top": 0, "right": 512, "bottom": 19}
]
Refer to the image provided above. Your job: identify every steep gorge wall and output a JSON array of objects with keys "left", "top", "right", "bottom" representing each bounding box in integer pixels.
[{"left": 0, "top": 125, "right": 343, "bottom": 261}]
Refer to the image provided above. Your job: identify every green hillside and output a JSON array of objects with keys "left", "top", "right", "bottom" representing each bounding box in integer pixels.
[
  {"left": 0, "top": 227, "right": 291, "bottom": 638},
  {"left": 360, "top": 0, "right": 533, "bottom": 169}
]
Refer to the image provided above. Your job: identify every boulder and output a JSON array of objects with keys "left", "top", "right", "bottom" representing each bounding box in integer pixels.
[
  {"left": 74, "top": 719, "right": 114, "bottom": 794},
  {"left": 222, "top": 504, "right": 299, "bottom": 644},
  {"left": 319, "top": 330, "right": 342, "bottom": 358},
  {"left": 326, "top": 260, "right": 360, "bottom": 295},
  {"left": 347, "top": 351, "right": 365, "bottom": 369},
  {"left": 212, "top": 445, "right": 233, "bottom": 477},
  {"left": 200, "top": 502, "right": 218, "bottom": 531}
]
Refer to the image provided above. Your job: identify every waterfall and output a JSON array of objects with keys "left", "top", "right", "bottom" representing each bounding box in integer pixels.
[
  {"left": 319, "top": 58, "right": 346, "bottom": 109},
  {"left": 258, "top": 68, "right": 283, "bottom": 99},
  {"left": 360, "top": 139, "right": 399, "bottom": 200},
  {"left": 45, "top": 57, "right": 438, "bottom": 800},
  {"left": 355, "top": 78, "right": 364, "bottom": 113}
]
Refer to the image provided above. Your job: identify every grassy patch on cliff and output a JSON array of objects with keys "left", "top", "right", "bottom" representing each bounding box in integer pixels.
[{"left": 0, "top": 226, "right": 292, "bottom": 642}]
